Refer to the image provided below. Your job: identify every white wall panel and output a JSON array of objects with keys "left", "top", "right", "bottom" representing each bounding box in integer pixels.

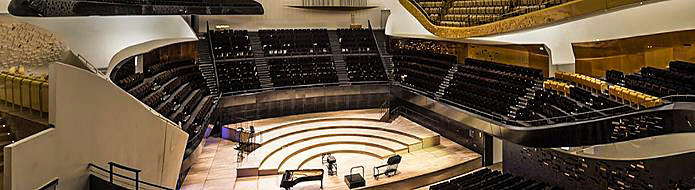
[{"left": 5, "top": 63, "right": 188, "bottom": 190}]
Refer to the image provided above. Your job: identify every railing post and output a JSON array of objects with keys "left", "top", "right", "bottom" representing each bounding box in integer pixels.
[
  {"left": 109, "top": 163, "right": 114, "bottom": 184},
  {"left": 135, "top": 171, "right": 140, "bottom": 190}
]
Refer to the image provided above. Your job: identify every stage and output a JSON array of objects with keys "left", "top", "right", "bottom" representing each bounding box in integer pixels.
[{"left": 181, "top": 109, "right": 481, "bottom": 190}]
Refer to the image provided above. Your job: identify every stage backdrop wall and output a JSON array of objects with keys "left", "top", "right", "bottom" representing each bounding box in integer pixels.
[{"left": 220, "top": 84, "right": 389, "bottom": 124}]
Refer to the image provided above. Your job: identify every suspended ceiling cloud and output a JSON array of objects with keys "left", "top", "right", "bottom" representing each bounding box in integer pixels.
[{"left": 8, "top": 0, "right": 264, "bottom": 16}]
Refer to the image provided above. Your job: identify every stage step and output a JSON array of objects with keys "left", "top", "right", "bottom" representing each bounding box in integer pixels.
[
  {"left": 249, "top": 109, "right": 386, "bottom": 133},
  {"left": 257, "top": 136, "right": 402, "bottom": 175}
]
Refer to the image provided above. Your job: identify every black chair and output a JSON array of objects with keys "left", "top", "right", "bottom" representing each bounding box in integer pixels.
[{"left": 373, "top": 155, "right": 401, "bottom": 180}]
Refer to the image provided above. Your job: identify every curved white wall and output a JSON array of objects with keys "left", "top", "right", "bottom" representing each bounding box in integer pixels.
[
  {"left": 16, "top": 16, "right": 197, "bottom": 70},
  {"left": 386, "top": 0, "right": 695, "bottom": 65},
  {"left": 4, "top": 63, "right": 188, "bottom": 190}
]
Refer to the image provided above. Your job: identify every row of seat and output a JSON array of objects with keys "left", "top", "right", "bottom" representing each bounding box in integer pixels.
[
  {"left": 217, "top": 60, "right": 261, "bottom": 93},
  {"left": 543, "top": 80, "right": 571, "bottom": 96},
  {"left": 142, "top": 72, "right": 203, "bottom": 109},
  {"left": 606, "top": 62, "right": 695, "bottom": 101},
  {"left": 0, "top": 72, "right": 49, "bottom": 113},
  {"left": 114, "top": 60, "right": 214, "bottom": 141},
  {"left": 393, "top": 54, "right": 452, "bottom": 94},
  {"left": 464, "top": 58, "right": 543, "bottom": 79},
  {"left": 210, "top": 29, "right": 254, "bottom": 60},
  {"left": 429, "top": 168, "right": 561, "bottom": 190},
  {"left": 608, "top": 85, "right": 662, "bottom": 108},
  {"left": 414, "top": 0, "right": 570, "bottom": 27},
  {"left": 669, "top": 60, "right": 695, "bottom": 74},
  {"left": 116, "top": 73, "right": 143, "bottom": 91},
  {"left": 146, "top": 60, "right": 192, "bottom": 77},
  {"left": 259, "top": 29, "right": 331, "bottom": 57},
  {"left": 345, "top": 55, "right": 387, "bottom": 82},
  {"left": 444, "top": 63, "right": 538, "bottom": 120},
  {"left": 268, "top": 56, "right": 339, "bottom": 87},
  {"left": 336, "top": 28, "right": 378, "bottom": 54},
  {"left": 555, "top": 71, "right": 608, "bottom": 94}
]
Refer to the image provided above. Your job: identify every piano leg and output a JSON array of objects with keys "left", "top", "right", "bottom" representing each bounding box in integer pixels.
[{"left": 321, "top": 178, "right": 323, "bottom": 189}]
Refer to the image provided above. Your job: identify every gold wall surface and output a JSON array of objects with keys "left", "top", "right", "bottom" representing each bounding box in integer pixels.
[
  {"left": 400, "top": 0, "right": 647, "bottom": 39},
  {"left": 573, "top": 30, "right": 695, "bottom": 77}
]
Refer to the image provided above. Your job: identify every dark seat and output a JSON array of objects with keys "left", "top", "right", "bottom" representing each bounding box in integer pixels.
[{"left": 373, "top": 155, "right": 401, "bottom": 179}]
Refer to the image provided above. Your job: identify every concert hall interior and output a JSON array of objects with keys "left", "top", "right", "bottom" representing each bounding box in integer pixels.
[{"left": 2, "top": 0, "right": 695, "bottom": 189}]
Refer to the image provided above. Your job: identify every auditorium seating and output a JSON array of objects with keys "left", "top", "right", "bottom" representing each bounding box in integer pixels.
[
  {"left": 0, "top": 70, "right": 49, "bottom": 113},
  {"left": 429, "top": 168, "right": 560, "bottom": 190},
  {"left": 444, "top": 59, "right": 540, "bottom": 121},
  {"left": 412, "top": 0, "right": 572, "bottom": 27},
  {"left": 390, "top": 39, "right": 457, "bottom": 92},
  {"left": 605, "top": 61, "right": 695, "bottom": 101},
  {"left": 112, "top": 59, "right": 216, "bottom": 149},
  {"left": 268, "top": 56, "right": 339, "bottom": 87},
  {"left": 345, "top": 55, "right": 387, "bottom": 82},
  {"left": 390, "top": 47, "right": 662, "bottom": 126},
  {"left": 336, "top": 28, "right": 378, "bottom": 54},
  {"left": 210, "top": 30, "right": 254, "bottom": 60},
  {"left": 555, "top": 71, "right": 607, "bottom": 93},
  {"left": 216, "top": 60, "right": 261, "bottom": 93},
  {"left": 112, "top": 58, "right": 136, "bottom": 83},
  {"left": 259, "top": 29, "right": 331, "bottom": 56},
  {"left": 394, "top": 54, "right": 451, "bottom": 94},
  {"left": 337, "top": 29, "right": 387, "bottom": 82}
]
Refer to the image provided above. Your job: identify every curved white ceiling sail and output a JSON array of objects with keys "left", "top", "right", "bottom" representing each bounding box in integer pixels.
[
  {"left": 17, "top": 15, "right": 197, "bottom": 72},
  {"left": 386, "top": 0, "right": 695, "bottom": 65}
]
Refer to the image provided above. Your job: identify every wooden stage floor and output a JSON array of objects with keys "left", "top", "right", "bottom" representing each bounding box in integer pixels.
[
  {"left": 181, "top": 137, "right": 480, "bottom": 190},
  {"left": 181, "top": 110, "right": 481, "bottom": 190}
]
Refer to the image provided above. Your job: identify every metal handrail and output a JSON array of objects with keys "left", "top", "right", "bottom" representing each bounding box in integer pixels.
[
  {"left": 87, "top": 163, "right": 173, "bottom": 190},
  {"left": 206, "top": 21, "right": 222, "bottom": 97},
  {"left": 396, "top": 82, "right": 695, "bottom": 126},
  {"left": 514, "top": 94, "right": 695, "bottom": 124},
  {"left": 367, "top": 20, "right": 391, "bottom": 83}
]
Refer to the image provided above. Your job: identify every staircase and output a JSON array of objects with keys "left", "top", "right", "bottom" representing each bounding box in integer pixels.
[
  {"left": 327, "top": 30, "right": 350, "bottom": 85},
  {"left": 248, "top": 32, "right": 274, "bottom": 89},
  {"left": 372, "top": 29, "right": 395, "bottom": 81},
  {"left": 435, "top": 65, "right": 458, "bottom": 99},
  {"left": 382, "top": 55, "right": 395, "bottom": 81},
  {"left": 197, "top": 38, "right": 219, "bottom": 95},
  {"left": 507, "top": 83, "right": 542, "bottom": 121},
  {"left": 197, "top": 38, "right": 212, "bottom": 64}
]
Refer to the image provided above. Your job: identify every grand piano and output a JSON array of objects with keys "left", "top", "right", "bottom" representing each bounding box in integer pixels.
[{"left": 280, "top": 169, "right": 324, "bottom": 190}]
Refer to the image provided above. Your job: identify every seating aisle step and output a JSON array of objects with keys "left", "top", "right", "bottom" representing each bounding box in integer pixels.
[
  {"left": 327, "top": 30, "right": 351, "bottom": 85},
  {"left": 197, "top": 38, "right": 212, "bottom": 64},
  {"left": 435, "top": 65, "right": 458, "bottom": 99},
  {"left": 197, "top": 34, "right": 218, "bottom": 95},
  {"left": 247, "top": 32, "right": 275, "bottom": 89}
]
